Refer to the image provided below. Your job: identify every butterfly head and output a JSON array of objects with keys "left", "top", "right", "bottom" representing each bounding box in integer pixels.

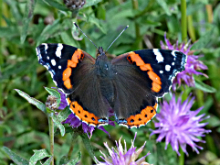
[{"left": 97, "top": 47, "right": 106, "bottom": 56}]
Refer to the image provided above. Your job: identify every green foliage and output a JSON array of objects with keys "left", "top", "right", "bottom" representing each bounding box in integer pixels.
[
  {"left": 29, "top": 149, "right": 51, "bottom": 165},
  {"left": 14, "top": 89, "right": 46, "bottom": 113},
  {"left": 1, "top": 0, "right": 220, "bottom": 165},
  {"left": 2, "top": 147, "right": 29, "bottom": 165}
]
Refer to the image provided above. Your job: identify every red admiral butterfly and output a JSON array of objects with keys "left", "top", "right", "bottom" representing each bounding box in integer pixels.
[{"left": 36, "top": 23, "right": 187, "bottom": 128}]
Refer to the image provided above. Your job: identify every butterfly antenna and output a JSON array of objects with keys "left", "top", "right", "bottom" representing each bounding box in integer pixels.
[
  {"left": 106, "top": 25, "right": 129, "bottom": 52},
  {"left": 73, "top": 22, "right": 98, "bottom": 49}
]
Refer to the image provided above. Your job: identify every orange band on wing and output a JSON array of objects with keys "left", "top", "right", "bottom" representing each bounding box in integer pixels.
[
  {"left": 125, "top": 103, "right": 158, "bottom": 128},
  {"left": 62, "top": 49, "right": 84, "bottom": 89},
  {"left": 62, "top": 68, "right": 72, "bottom": 81},
  {"left": 68, "top": 100, "right": 102, "bottom": 126},
  {"left": 127, "top": 52, "right": 162, "bottom": 93}
]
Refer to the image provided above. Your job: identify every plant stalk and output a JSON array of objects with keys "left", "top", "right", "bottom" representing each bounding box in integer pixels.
[
  {"left": 181, "top": 0, "right": 187, "bottom": 42},
  {"left": 179, "top": 149, "right": 185, "bottom": 165},
  {"left": 187, "top": 15, "right": 196, "bottom": 42},
  {"left": 132, "top": 0, "right": 142, "bottom": 49},
  {"left": 206, "top": 4, "right": 213, "bottom": 23},
  {"left": 48, "top": 115, "right": 54, "bottom": 165}
]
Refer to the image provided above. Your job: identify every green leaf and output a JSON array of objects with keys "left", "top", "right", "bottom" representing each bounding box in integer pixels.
[
  {"left": 83, "top": 0, "right": 102, "bottom": 8},
  {"left": 41, "top": 0, "right": 69, "bottom": 11},
  {"left": 42, "top": 157, "right": 52, "bottom": 165},
  {"left": 66, "top": 152, "right": 81, "bottom": 165},
  {"left": 36, "top": 19, "right": 61, "bottom": 45},
  {"left": 20, "top": 0, "right": 36, "bottom": 44},
  {"left": 14, "top": 89, "right": 46, "bottom": 113},
  {"left": 0, "top": 27, "right": 19, "bottom": 38},
  {"left": 44, "top": 87, "right": 61, "bottom": 106},
  {"left": 80, "top": 134, "right": 95, "bottom": 160},
  {"left": 195, "top": 79, "right": 216, "bottom": 93},
  {"left": 52, "top": 114, "right": 65, "bottom": 136},
  {"left": 4, "top": 0, "right": 22, "bottom": 21},
  {"left": 60, "top": 31, "right": 80, "bottom": 47},
  {"left": 87, "top": 15, "right": 106, "bottom": 34},
  {"left": 155, "top": 0, "right": 171, "bottom": 16},
  {"left": 57, "top": 106, "right": 71, "bottom": 122},
  {"left": 97, "top": 4, "right": 106, "bottom": 20},
  {"left": 29, "top": 149, "right": 50, "bottom": 165},
  {"left": 2, "top": 146, "right": 29, "bottom": 165},
  {"left": 207, "top": 115, "right": 220, "bottom": 127},
  {"left": 191, "top": 27, "right": 215, "bottom": 50}
]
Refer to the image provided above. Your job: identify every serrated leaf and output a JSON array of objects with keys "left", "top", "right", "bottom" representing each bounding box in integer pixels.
[
  {"left": 83, "top": 0, "right": 102, "bottom": 8},
  {"left": 20, "top": 0, "right": 36, "bottom": 43},
  {"left": 87, "top": 15, "right": 106, "bottom": 33},
  {"left": 195, "top": 80, "right": 216, "bottom": 93},
  {"left": 66, "top": 152, "right": 81, "bottom": 165},
  {"left": 80, "top": 134, "right": 95, "bottom": 160},
  {"left": 42, "top": 0, "right": 69, "bottom": 11},
  {"left": 2, "top": 146, "right": 29, "bottom": 165},
  {"left": 15, "top": 89, "right": 46, "bottom": 113},
  {"left": 29, "top": 149, "right": 50, "bottom": 165},
  {"left": 52, "top": 114, "right": 65, "bottom": 136},
  {"left": 97, "top": 4, "right": 106, "bottom": 20},
  {"left": 207, "top": 115, "right": 220, "bottom": 127},
  {"left": 36, "top": 19, "right": 61, "bottom": 45},
  {"left": 191, "top": 27, "right": 215, "bottom": 50},
  {"left": 44, "top": 87, "right": 61, "bottom": 106},
  {"left": 43, "top": 157, "right": 52, "bottom": 165},
  {"left": 61, "top": 31, "right": 79, "bottom": 47},
  {"left": 57, "top": 106, "right": 71, "bottom": 122},
  {"left": 155, "top": 0, "right": 171, "bottom": 16},
  {"left": 0, "top": 27, "right": 18, "bottom": 38},
  {"left": 4, "top": 0, "right": 22, "bottom": 21}
]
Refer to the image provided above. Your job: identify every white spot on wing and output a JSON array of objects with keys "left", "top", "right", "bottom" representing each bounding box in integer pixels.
[
  {"left": 172, "top": 62, "right": 175, "bottom": 66},
  {"left": 165, "top": 65, "right": 171, "bottom": 72},
  {"left": 51, "top": 59, "right": 56, "bottom": 66},
  {"left": 56, "top": 44, "right": 63, "bottom": 58},
  {"left": 58, "top": 65, "right": 62, "bottom": 69},
  {"left": 160, "top": 70, "right": 163, "bottom": 74},
  {"left": 42, "top": 43, "right": 48, "bottom": 53},
  {"left": 172, "top": 50, "right": 177, "bottom": 57},
  {"left": 153, "top": 49, "right": 164, "bottom": 63},
  {"left": 47, "top": 56, "right": 50, "bottom": 60}
]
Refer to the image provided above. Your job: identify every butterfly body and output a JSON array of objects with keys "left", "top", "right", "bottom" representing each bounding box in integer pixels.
[{"left": 36, "top": 43, "right": 187, "bottom": 128}]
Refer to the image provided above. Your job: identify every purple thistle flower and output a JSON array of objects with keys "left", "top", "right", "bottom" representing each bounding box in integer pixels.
[
  {"left": 95, "top": 132, "right": 152, "bottom": 165},
  {"left": 150, "top": 94, "right": 211, "bottom": 156},
  {"left": 160, "top": 34, "right": 208, "bottom": 89},
  {"left": 57, "top": 89, "right": 113, "bottom": 138}
]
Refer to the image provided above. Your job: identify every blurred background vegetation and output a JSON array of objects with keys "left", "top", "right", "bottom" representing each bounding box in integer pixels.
[{"left": 0, "top": 0, "right": 220, "bottom": 164}]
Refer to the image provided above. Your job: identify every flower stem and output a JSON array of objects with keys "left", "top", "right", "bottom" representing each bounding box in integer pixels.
[
  {"left": 187, "top": 15, "right": 196, "bottom": 42},
  {"left": 48, "top": 115, "right": 54, "bottom": 165},
  {"left": 132, "top": 0, "right": 142, "bottom": 49},
  {"left": 206, "top": 4, "right": 213, "bottom": 23},
  {"left": 181, "top": 0, "right": 187, "bottom": 42},
  {"left": 0, "top": 0, "right": 3, "bottom": 116},
  {"left": 179, "top": 149, "right": 185, "bottom": 165}
]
